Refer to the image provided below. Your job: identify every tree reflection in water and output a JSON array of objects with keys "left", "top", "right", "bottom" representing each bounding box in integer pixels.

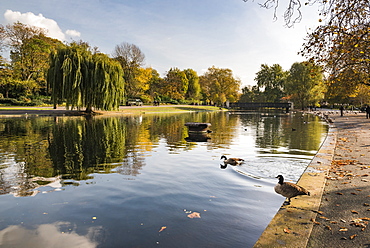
[{"left": 0, "top": 111, "right": 328, "bottom": 247}]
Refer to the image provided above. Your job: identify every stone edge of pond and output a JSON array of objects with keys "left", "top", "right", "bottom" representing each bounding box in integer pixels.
[{"left": 253, "top": 122, "right": 337, "bottom": 248}]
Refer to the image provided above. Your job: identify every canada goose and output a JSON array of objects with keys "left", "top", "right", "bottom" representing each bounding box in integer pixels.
[
  {"left": 220, "top": 155, "right": 244, "bottom": 165},
  {"left": 274, "top": 175, "right": 310, "bottom": 205}
]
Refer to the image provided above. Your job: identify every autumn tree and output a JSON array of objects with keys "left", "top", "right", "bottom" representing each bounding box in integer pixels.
[
  {"left": 199, "top": 66, "right": 241, "bottom": 105},
  {"left": 254, "top": 64, "right": 287, "bottom": 102},
  {"left": 112, "top": 42, "right": 145, "bottom": 98},
  {"left": 285, "top": 62, "right": 325, "bottom": 109},
  {"left": 133, "top": 67, "right": 153, "bottom": 102},
  {"left": 162, "top": 68, "right": 189, "bottom": 101},
  {"left": 48, "top": 42, "right": 124, "bottom": 112}
]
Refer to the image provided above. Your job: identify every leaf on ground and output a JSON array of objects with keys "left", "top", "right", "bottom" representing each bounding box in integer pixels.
[
  {"left": 319, "top": 216, "right": 330, "bottom": 220},
  {"left": 350, "top": 234, "right": 358, "bottom": 240},
  {"left": 311, "top": 218, "right": 321, "bottom": 225},
  {"left": 187, "top": 212, "right": 201, "bottom": 219},
  {"left": 339, "top": 228, "right": 348, "bottom": 232},
  {"left": 351, "top": 210, "right": 359, "bottom": 214},
  {"left": 283, "top": 228, "right": 292, "bottom": 234}
]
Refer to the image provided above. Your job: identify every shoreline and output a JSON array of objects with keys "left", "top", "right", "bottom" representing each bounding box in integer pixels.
[
  {"left": 254, "top": 110, "right": 370, "bottom": 248},
  {"left": 0, "top": 105, "right": 225, "bottom": 117}
]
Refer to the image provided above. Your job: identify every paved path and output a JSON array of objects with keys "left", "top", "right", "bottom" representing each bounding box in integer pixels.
[
  {"left": 307, "top": 112, "right": 370, "bottom": 247},
  {"left": 254, "top": 110, "right": 370, "bottom": 248}
]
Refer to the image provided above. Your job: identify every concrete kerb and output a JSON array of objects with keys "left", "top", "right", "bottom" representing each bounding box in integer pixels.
[{"left": 253, "top": 123, "right": 337, "bottom": 248}]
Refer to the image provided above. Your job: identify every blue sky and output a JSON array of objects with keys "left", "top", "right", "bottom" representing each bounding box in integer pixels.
[{"left": 0, "top": 0, "right": 320, "bottom": 86}]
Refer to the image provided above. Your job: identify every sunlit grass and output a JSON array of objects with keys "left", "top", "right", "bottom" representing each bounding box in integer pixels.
[
  {"left": 119, "top": 105, "right": 225, "bottom": 114},
  {"left": 0, "top": 105, "right": 226, "bottom": 115}
]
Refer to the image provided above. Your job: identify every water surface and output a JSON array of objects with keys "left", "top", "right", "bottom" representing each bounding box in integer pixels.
[{"left": 0, "top": 111, "right": 328, "bottom": 247}]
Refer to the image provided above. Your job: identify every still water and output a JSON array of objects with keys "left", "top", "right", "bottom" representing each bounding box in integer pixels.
[{"left": 0, "top": 111, "right": 328, "bottom": 248}]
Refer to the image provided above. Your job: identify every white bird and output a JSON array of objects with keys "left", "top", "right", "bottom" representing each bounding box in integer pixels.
[
  {"left": 274, "top": 175, "right": 310, "bottom": 205},
  {"left": 220, "top": 155, "right": 244, "bottom": 165}
]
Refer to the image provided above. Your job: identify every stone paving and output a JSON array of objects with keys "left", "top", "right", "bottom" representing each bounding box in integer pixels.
[
  {"left": 254, "top": 110, "right": 370, "bottom": 248},
  {"left": 307, "top": 111, "right": 370, "bottom": 248}
]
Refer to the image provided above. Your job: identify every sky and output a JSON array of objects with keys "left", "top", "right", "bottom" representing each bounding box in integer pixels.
[{"left": 0, "top": 0, "right": 321, "bottom": 87}]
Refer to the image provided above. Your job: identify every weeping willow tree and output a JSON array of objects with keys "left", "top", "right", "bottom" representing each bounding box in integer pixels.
[{"left": 47, "top": 42, "right": 124, "bottom": 112}]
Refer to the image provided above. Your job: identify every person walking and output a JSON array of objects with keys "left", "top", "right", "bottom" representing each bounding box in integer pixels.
[
  {"left": 366, "top": 105, "right": 370, "bottom": 119},
  {"left": 340, "top": 105, "right": 344, "bottom": 116}
]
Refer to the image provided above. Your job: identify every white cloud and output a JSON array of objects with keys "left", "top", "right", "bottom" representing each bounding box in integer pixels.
[
  {"left": 3, "top": 10, "right": 81, "bottom": 41},
  {"left": 66, "top": 29, "right": 81, "bottom": 37}
]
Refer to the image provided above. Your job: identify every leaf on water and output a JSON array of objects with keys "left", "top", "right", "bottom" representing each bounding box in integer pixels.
[
  {"left": 336, "top": 192, "right": 344, "bottom": 195},
  {"left": 159, "top": 226, "right": 167, "bottom": 232},
  {"left": 187, "top": 212, "right": 201, "bottom": 219}
]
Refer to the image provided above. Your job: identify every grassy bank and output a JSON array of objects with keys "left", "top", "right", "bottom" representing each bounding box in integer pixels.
[
  {"left": 115, "top": 105, "right": 225, "bottom": 114},
  {"left": 0, "top": 105, "right": 226, "bottom": 116}
]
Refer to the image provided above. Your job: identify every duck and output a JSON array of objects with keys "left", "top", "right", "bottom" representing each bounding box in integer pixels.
[
  {"left": 274, "top": 175, "right": 310, "bottom": 205},
  {"left": 220, "top": 155, "right": 244, "bottom": 165}
]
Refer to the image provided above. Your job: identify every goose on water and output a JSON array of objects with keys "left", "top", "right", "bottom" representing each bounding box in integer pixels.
[
  {"left": 274, "top": 175, "right": 310, "bottom": 205},
  {"left": 220, "top": 155, "right": 244, "bottom": 165}
]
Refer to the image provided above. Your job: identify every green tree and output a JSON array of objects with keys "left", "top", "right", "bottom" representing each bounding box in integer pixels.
[
  {"left": 255, "top": 64, "right": 287, "bottom": 102},
  {"left": 184, "top": 68, "right": 201, "bottom": 101},
  {"left": 2, "top": 22, "right": 63, "bottom": 97},
  {"left": 199, "top": 66, "right": 241, "bottom": 105},
  {"left": 47, "top": 42, "right": 124, "bottom": 112},
  {"left": 147, "top": 68, "right": 164, "bottom": 102},
  {"left": 285, "top": 62, "right": 325, "bottom": 109}
]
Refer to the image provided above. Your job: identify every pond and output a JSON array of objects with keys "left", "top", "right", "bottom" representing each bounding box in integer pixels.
[{"left": 0, "top": 110, "right": 328, "bottom": 248}]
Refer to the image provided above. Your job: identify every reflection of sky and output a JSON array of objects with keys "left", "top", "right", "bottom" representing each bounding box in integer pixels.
[{"left": 0, "top": 222, "right": 100, "bottom": 248}]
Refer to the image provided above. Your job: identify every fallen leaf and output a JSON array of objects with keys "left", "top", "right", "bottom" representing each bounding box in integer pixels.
[
  {"left": 339, "top": 228, "right": 348, "bottom": 232},
  {"left": 311, "top": 218, "right": 321, "bottom": 225},
  {"left": 325, "top": 225, "right": 332, "bottom": 230},
  {"left": 350, "top": 234, "right": 358, "bottom": 240},
  {"left": 283, "top": 228, "right": 291, "bottom": 234},
  {"left": 319, "top": 216, "right": 330, "bottom": 220},
  {"left": 351, "top": 210, "right": 359, "bottom": 214},
  {"left": 336, "top": 192, "right": 343, "bottom": 195},
  {"left": 159, "top": 226, "right": 167, "bottom": 232},
  {"left": 187, "top": 212, "right": 201, "bottom": 219},
  {"left": 350, "top": 223, "right": 366, "bottom": 228}
]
